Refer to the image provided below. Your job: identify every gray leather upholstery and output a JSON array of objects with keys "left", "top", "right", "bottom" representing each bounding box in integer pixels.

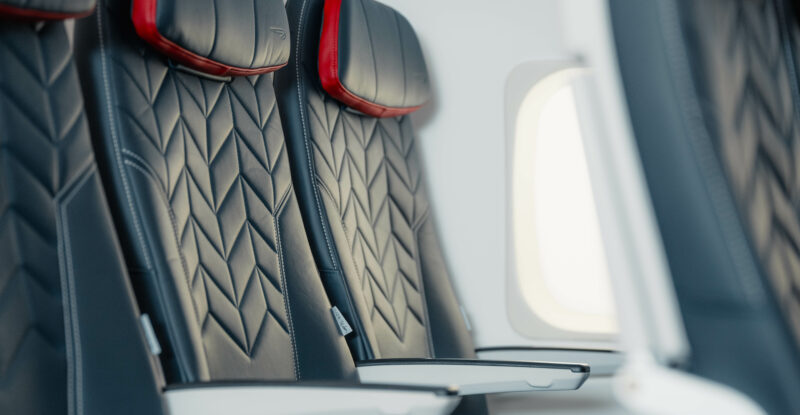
[
  {"left": 611, "top": 0, "right": 800, "bottom": 413},
  {"left": 0, "top": 0, "right": 95, "bottom": 16},
  {"left": 0, "top": 10, "right": 163, "bottom": 415},
  {"left": 0, "top": 19, "right": 87, "bottom": 415},
  {"left": 275, "top": 0, "right": 486, "bottom": 413},
  {"left": 76, "top": 0, "right": 356, "bottom": 384},
  {"left": 319, "top": 0, "right": 430, "bottom": 116},
  {"left": 134, "top": 0, "right": 290, "bottom": 74},
  {"left": 278, "top": 0, "right": 474, "bottom": 361}
]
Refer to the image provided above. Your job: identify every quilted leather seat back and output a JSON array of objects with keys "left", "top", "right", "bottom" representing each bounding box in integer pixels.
[
  {"left": 611, "top": 0, "right": 800, "bottom": 413},
  {"left": 0, "top": 2, "right": 161, "bottom": 414},
  {"left": 0, "top": 17, "right": 85, "bottom": 415},
  {"left": 75, "top": 0, "right": 356, "bottom": 383},
  {"left": 276, "top": 0, "right": 476, "bottom": 361}
]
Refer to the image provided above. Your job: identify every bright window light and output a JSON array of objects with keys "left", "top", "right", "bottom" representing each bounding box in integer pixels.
[{"left": 512, "top": 69, "right": 617, "bottom": 334}]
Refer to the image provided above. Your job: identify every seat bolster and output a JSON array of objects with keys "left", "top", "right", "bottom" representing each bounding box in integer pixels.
[
  {"left": 277, "top": 194, "right": 358, "bottom": 381},
  {"left": 417, "top": 217, "right": 478, "bottom": 359}
]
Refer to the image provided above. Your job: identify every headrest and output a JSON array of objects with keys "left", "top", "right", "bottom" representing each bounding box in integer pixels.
[
  {"left": 132, "top": 0, "right": 291, "bottom": 77},
  {"left": 319, "top": 0, "right": 430, "bottom": 118},
  {"left": 0, "top": 0, "right": 95, "bottom": 20}
]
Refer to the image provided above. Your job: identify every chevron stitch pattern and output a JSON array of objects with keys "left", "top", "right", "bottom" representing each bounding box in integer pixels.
[
  {"left": 107, "top": 41, "right": 295, "bottom": 376},
  {"left": 306, "top": 91, "right": 432, "bottom": 357},
  {"left": 691, "top": 0, "right": 800, "bottom": 345},
  {"left": 0, "top": 21, "right": 92, "bottom": 414}
]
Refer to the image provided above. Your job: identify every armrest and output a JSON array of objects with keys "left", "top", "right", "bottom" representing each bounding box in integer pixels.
[
  {"left": 356, "top": 358, "right": 589, "bottom": 395},
  {"left": 476, "top": 347, "right": 624, "bottom": 376},
  {"left": 164, "top": 382, "right": 460, "bottom": 415}
]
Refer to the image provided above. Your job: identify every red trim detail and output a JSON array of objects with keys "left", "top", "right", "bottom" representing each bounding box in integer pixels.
[
  {"left": 0, "top": 3, "right": 95, "bottom": 20},
  {"left": 131, "top": 0, "right": 286, "bottom": 77},
  {"left": 319, "top": 0, "right": 422, "bottom": 118}
]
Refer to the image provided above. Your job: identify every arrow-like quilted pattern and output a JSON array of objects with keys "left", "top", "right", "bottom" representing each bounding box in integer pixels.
[
  {"left": 306, "top": 92, "right": 432, "bottom": 357},
  {"left": 0, "top": 21, "right": 93, "bottom": 414},
  {"left": 101, "top": 29, "right": 296, "bottom": 380},
  {"left": 688, "top": 0, "right": 800, "bottom": 345}
]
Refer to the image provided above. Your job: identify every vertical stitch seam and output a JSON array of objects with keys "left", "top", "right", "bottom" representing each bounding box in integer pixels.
[{"left": 273, "top": 208, "right": 300, "bottom": 380}]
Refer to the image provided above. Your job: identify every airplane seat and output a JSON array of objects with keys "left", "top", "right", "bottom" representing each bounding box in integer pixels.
[
  {"left": 610, "top": 0, "right": 800, "bottom": 413},
  {"left": 275, "top": 1, "right": 486, "bottom": 412},
  {"left": 74, "top": 0, "right": 358, "bottom": 384},
  {"left": 275, "top": 0, "right": 588, "bottom": 413},
  {"left": 0, "top": 1, "right": 165, "bottom": 414},
  {"left": 73, "top": 2, "right": 465, "bottom": 414},
  {"left": 277, "top": 0, "right": 474, "bottom": 364}
]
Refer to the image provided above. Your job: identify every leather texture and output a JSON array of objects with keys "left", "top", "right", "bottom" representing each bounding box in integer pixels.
[
  {"left": 278, "top": 0, "right": 474, "bottom": 361},
  {"left": 75, "top": 0, "right": 356, "bottom": 384},
  {"left": 275, "top": 2, "right": 485, "bottom": 412},
  {"left": 0, "top": 17, "right": 163, "bottom": 415},
  {"left": 611, "top": 0, "right": 800, "bottom": 413},
  {"left": 0, "top": 19, "right": 90, "bottom": 415},
  {"left": 319, "top": 0, "right": 429, "bottom": 117},
  {"left": 132, "top": 0, "right": 290, "bottom": 76},
  {"left": 61, "top": 170, "right": 167, "bottom": 415},
  {"left": 0, "top": 0, "right": 95, "bottom": 17},
  {"left": 688, "top": 0, "right": 800, "bottom": 347}
]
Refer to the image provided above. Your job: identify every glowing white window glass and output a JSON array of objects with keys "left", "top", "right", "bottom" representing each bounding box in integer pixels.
[{"left": 512, "top": 69, "right": 617, "bottom": 334}]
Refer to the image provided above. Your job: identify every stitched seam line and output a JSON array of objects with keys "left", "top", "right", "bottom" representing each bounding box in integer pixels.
[
  {"left": 357, "top": 0, "right": 379, "bottom": 103},
  {"left": 97, "top": 5, "right": 153, "bottom": 271},
  {"left": 315, "top": 179, "right": 382, "bottom": 358},
  {"left": 296, "top": 0, "right": 336, "bottom": 265},
  {"left": 55, "top": 164, "right": 95, "bottom": 415},
  {"left": 295, "top": 0, "right": 375, "bottom": 359},
  {"left": 658, "top": 0, "right": 767, "bottom": 305},
  {"left": 98, "top": 5, "right": 193, "bottom": 379},
  {"left": 123, "top": 159, "right": 202, "bottom": 326},
  {"left": 412, "top": 209, "right": 435, "bottom": 357},
  {"left": 122, "top": 148, "right": 168, "bottom": 194},
  {"left": 273, "top": 201, "right": 300, "bottom": 380}
]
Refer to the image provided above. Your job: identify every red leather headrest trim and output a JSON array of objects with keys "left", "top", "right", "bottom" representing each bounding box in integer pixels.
[
  {"left": 131, "top": 0, "right": 287, "bottom": 77},
  {"left": 319, "top": 0, "right": 423, "bottom": 118},
  {"left": 0, "top": 3, "right": 94, "bottom": 20}
]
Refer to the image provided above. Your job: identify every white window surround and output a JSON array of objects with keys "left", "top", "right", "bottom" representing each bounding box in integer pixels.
[
  {"left": 512, "top": 68, "right": 617, "bottom": 334},
  {"left": 505, "top": 62, "right": 619, "bottom": 344}
]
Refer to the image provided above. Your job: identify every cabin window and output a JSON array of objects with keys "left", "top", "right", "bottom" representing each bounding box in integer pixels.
[{"left": 512, "top": 69, "right": 617, "bottom": 335}]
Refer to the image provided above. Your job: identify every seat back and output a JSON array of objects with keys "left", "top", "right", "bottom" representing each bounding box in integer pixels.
[
  {"left": 75, "top": 0, "right": 356, "bottom": 384},
  {"left": 276, "top": 0, "right": 475, "bottom": 362},
  {"left": 611, "top": 0, "right": 800, "bottom": 413},
  {"left": 1, "top": 1, "right": 163, "bottom": 414}
]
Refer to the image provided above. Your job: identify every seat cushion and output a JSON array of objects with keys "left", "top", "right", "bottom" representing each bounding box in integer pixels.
[
  {"left": 0, "top": 0, "right": 95, "bottom": 19},
  {"left": 132, "top": 0, "right": 290, "bottom": 76},
  {"left": 318, "top": 0, "right": 430, "bottom": 117}
]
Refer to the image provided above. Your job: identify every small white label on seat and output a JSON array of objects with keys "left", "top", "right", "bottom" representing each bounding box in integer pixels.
[
  {"left": 331, "top": 306, "right": 353, "bottom": 336},
  {"left": 140, "top": 314, "right": 162, "bottom": 356}
]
